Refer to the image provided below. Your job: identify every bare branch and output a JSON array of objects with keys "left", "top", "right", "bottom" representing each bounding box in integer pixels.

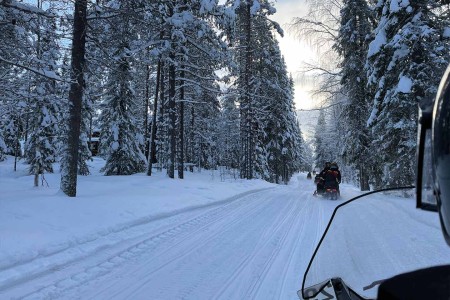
[{"left": 297, "top": 101, "right": 347, "bottom": 112}]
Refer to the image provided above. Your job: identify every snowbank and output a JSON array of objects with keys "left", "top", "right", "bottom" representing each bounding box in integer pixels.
[{"left": 0, "top": 156, "right": 274, "bottom": 275}]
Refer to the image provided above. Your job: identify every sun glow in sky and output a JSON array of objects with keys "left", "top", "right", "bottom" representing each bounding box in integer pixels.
[{"left": 270, "top": 0, "right": 318, "bottom": 110}]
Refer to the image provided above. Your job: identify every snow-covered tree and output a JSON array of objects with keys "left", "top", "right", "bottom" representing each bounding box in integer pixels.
[
  {"left": 334, "top": 0, "right": 373, "bottom": 190},
  {"left": 218, "top": 93, "right": 240, "bottom": 171},
  {"left": 314, "top": 109, "right": 336, "bottom": 168},
  {"left": 24, "top": 6, "right": 62, "bottom": 186},
  {"left": 99, "top": 38, "right": 147, "bottom": 175},
  {"left": 366, "top": 0, "right": 450, "bottom": 187},
  {"left": 0, "top": 130, "right": 7, "bottom": 161}
]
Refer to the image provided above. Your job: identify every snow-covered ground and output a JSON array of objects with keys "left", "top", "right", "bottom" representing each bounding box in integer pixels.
[{"left": 0, "top": 156, "right": 449, "bottom": 299}]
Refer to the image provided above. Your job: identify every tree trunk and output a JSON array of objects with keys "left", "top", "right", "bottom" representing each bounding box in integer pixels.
[
  {"left": 168, "top": 50, "right": 176, "bottom": 179},
  {"left": 240, "top": 2, "right": 253, "bottom": 179},
  {"left": 14, "top": 117, "right": 19, "bottom": 171},
  {"left": 158, "top": 61, "right": 165, "bottom": 171},
  {"left": 167, "top": 3, "right": 177, "bottom": 179},
  {"left": 147, "top": 60, "right": 161, "bottom": 176},
  {"left": 178, "top": 68, "right": 185, "bottom": 179},
  {"left": 61, "top": 0, "right": 87, "bottom": 197},
  {"left": 144, "top": 56, "right": 150, "bottom": 160},
  {"left": 360, "top": 165, "right": 370, "bottom": 191},
  {"left": 190, "top": 106, "right": 194, "bottom": 172}
]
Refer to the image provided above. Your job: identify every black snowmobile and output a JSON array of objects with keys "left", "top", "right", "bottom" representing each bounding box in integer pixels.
[
  {"left": 301, "top": 111, "right": 440, "bottom": 295},
  {"left": 298, "top": 186, "right": 446, "bottom": 300},
  {"left": 314, "top": 175, "right": 339, "bottom": 200}
]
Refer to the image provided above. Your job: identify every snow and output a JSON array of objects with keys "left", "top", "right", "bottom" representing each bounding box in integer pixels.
[
  {"left": 8, "top": 0, "right": 53, "bottom": 16},
  {"left": 250, "top": 0, "right": 261, "bottom": 15},
  {"left": 444, "top": 27, "right": 450, "bottom": 38},
  {"left": 199, "top": 0, "right": 216, "bottom": 14},
  {"left": 296, "top": 109, "right": 319, "bottom": 142},
  {"left": 368, "top": 24, "right": 386, "bottom": 57},
  {"left": 397, "top": 75, "right": 413, "bottom": 93},
  {"left": 0, "top": 156, "right": 449, "bottom": 299},
  {"left": 389, "top": 0, "right": 410, "bottom": 13}
]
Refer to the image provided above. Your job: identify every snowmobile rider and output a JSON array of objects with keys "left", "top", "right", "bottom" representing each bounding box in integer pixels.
[
  {"left": 376, "top": 65, "right": 450, "bottom": 299},
  {"left": 314, "top": 162, "right": 331, "bottom": 195},
  {"left": 306, "top": 172, "right": 312, "bottom": 179},
  {"left": 323, "top": 162, "right": 340, "bottom": 192},
  {"left": 330, "top": 162, "right": 341, "bottom": 184},
  {"left": 319, "top": 162, "right": 331, "bottom": 178}
]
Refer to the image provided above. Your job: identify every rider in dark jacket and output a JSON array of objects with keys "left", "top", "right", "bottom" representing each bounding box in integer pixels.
[
  {"left": 314, "top": 162, "right": 331, "bottom": 195},
  {"left": 324, "top": 163, "right": 340, "bottom": 192},
  {"left": 319, "top": 162, "right": 331, "bottom": 179},
  {"left": 330, "top": 162, "right": 341, "bottom": 184}
]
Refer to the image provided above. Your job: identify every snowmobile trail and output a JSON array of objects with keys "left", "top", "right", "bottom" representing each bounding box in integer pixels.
[
  {"left": 0, "top": 175, "right": 333, "bottom": 300},
  {"left": 3, "top": 175, "right": 447, "bottom": 299}
]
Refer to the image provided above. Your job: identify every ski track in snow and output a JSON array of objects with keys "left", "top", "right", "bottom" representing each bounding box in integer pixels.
[{"left": 1, "top": 175, "right": 448, "bottom": 299}]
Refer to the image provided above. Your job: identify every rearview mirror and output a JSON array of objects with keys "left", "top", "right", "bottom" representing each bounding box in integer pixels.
[{"left": 416, "top": 106, "right": 437, "bottom": 211}]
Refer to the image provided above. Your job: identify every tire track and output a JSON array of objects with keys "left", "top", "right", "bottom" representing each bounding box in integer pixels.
[
  {"left": 2, "top": 189, "right": 272, "bottom": 300},
  {"left": 121, "top": 190, "right": 295, "bottom": 300},
  {"left": 212, "top": 190, "right": 316, "bottom": 300},
  {"left": 274, "top": 192, "right": 318, "bottom": 300}
]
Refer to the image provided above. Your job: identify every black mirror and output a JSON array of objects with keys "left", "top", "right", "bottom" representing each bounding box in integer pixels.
[{"left": 416, "top": 106, "right": 437, "bottom": 211}]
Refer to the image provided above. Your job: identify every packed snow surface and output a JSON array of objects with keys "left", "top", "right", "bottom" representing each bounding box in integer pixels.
[{"left": 0, "top": 157, "right": 449, "bottom": 299}]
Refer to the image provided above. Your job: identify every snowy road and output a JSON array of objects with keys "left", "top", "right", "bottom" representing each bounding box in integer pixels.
[
  {"left": 72, "top": 185, "right": 323, "bottom": 300},
  {"left": 1, "top": 175, "right": 449, "bottom": 299}
]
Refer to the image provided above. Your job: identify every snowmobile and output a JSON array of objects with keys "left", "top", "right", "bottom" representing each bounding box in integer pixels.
[
  {"left": 323, "top": 186, "right": 339, "bottom": 200},
  {"left": 298, "top": 92, "right": 450, "bottom": 299},
  {"left": 314, "top": 177, "right": 339, "bottom": 200},
  {"left": 298, "top": 185, "right": 447, "bottom": 300},
  {"left": 314, "top": 175, "right": 322, "bottom": 184}
]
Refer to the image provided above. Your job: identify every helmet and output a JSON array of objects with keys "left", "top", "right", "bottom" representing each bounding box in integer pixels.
[
  {"left": 324, "top": 162, "right": 331, "bottom": 168},
  {"left": 431, "top": 65, "right": 450, "bottom": 245},
  {"left": 330, "top": 162, "right": 338, "bottom": 171}
]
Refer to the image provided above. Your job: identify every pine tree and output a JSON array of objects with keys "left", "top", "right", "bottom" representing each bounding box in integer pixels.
[
  {"left": 25, "top": 7, "right": 61, "bottom": 186},
  {"left": 334, "top": 0, "right": 373, "bottom": 190},
  {"left": 0, "top": 129, "right": 6, "bottom": 161},
  {"left": 366, "top": 0, "right": 449, "bottom": 187},
  {"left": 227, "top": 0, "right": 295, "bottom": 181},
  {"left": 0, "top": 0, "right": 34, "bottom": 164},
  {"left": 218, "top": 93, "right": 240, "bottom": 173},
  {"left": 314, "top": 109, "right": 336, "bottom": 168},
  {"left": 99, "top": 39, "right": 146, "bottom": 175},
  {"left": 146, "top": 0, "right": 226, "bottom": 177}
]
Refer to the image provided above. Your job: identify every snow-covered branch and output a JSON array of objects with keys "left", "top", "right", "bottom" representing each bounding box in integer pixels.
[
  {"left": 0, "top": 56, "right": 69, "bottom": 83},
  {"left": 1, "top": 0, "right": 55, "bottom": 17}
]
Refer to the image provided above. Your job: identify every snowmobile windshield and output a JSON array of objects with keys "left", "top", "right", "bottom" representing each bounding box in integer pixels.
[{"left": 302, "top": 189, "right": 450, "bottom": 299}]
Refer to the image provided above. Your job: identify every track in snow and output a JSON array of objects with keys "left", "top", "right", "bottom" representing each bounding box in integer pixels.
[
  {"left": 0, "top": 176, "right": 333, "bottom": 300},
  {"left": 3, "top": 176, "right": 445, "bottom": 300}
]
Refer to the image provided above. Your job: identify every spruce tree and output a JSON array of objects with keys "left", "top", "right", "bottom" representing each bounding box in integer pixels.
[
  {"left": 25, "top": 10, "right": 61, "bottom": 186},
  {"left": 366, "top": 0, "right": 449, "bottom": 187},
  {"left": 335, "top": 0, "right": 373, "bottom": 190},
  {"left": 99, "top": 40, "right": 146, "bottom": 175}
]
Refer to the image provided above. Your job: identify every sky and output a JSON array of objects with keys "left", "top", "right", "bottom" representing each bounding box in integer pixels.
[{"left": 270, "top": 0, "right": 318, "bottom": 110}]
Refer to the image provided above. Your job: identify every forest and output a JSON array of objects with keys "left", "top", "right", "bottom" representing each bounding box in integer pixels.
[
  {"left": 0, "top": 0, "right": 308, "bottom": 197},
  {"left": 1, "top": 0, "right": 450, "bottom": 196},
  {"left": 296, "top": 0, "right": 450, "bottom": 191}
]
